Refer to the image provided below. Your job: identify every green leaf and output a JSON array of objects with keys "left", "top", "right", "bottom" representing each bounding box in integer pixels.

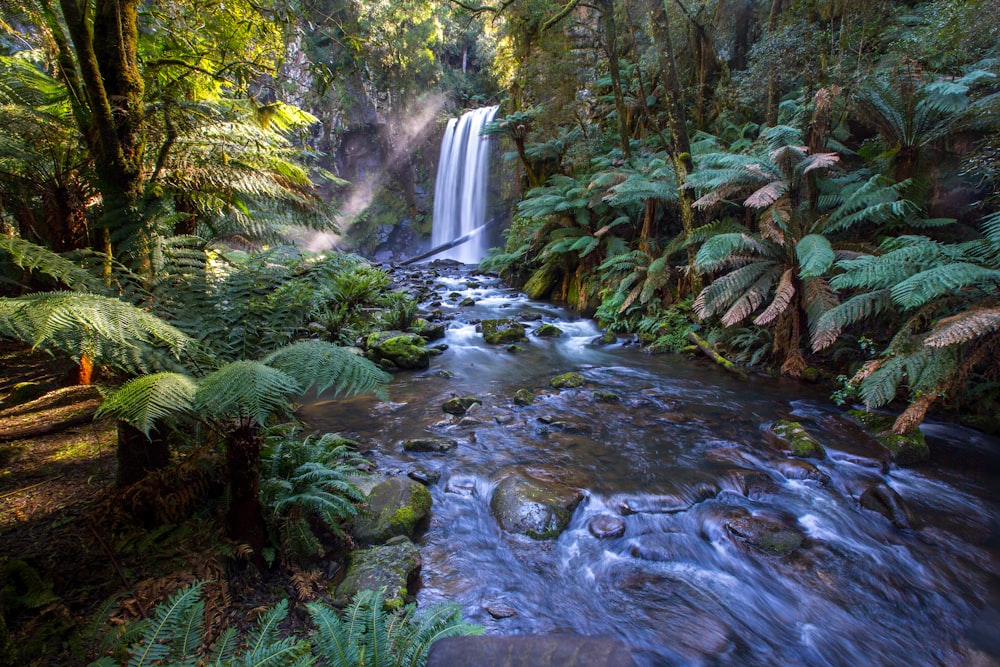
[
  {"left": 97, "top": 373, "right": 198, "bottom": 435},
  {"left": 796, "top": 234, "right": 835, "bottom": 278}
]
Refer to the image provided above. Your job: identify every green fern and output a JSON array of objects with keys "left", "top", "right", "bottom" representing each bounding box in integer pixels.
[
  {"left": 97, "top": 373, "right": 198, "bottom": 435},
  {"left": 0, "top": 237, "right": 100, "bottom": 291},
  {"left": 262, "top": 341, "right": 390, "bottom": 400}
]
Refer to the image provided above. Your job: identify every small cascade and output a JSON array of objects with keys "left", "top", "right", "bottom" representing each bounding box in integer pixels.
[{"left": 430, "top": 106, "right": 499, "bottom": 264}]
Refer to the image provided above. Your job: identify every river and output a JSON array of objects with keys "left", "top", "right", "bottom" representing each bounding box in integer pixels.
[{"left": 300, "top": 262, "right": 1000, "bottom": 666}]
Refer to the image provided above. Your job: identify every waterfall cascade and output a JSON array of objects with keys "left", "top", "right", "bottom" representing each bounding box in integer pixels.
[{"left": 430, "top": 106, "right": 499, "bottom": 264}]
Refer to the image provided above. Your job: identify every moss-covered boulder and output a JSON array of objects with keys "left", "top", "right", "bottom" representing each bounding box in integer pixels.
[
  {"left": 726, "top": 514, "right": 804, "bottom": 555},
  {"left": 442, "top": 396, "right": 482, "bottom": 415},
  {"left": 513, "top": 388, "right": 534, "bottom": 406},
  {"left": 848, "top": 410, "right": 929, "bottom": 465},
  {"left": 459, "top": 297, "right": 476, "bottom": 307},
  {"left": 481, "top": 319, "right": 527, "bottom": 345},
  {"left": 594, "top": 391, "right": 620, "bottom": 403},
  {"left": 860, "top": 482, "right": 915, "bottom": 529},
  {"left": 549, "top": 372, "right": 585, "bottom": 389},
  {"left": 334, "top": 538, "right": 421, "bottom": 610},
  {"left": 591, "top": 331, "right": 619, "bottom": 346},
  {"left": 351, "top": 476, "right": 432, "bottom": 544},
  {"left": 765, "top": 420, "right": 826, "bottom": 458},
  {"left": 402, "top": 437, "right": 458, "bottom": 453},
  {"left": 523, "top": 263, "right": 560, "bottom": 299},
  {"left": 410, "top": 318, "right": 446, "bottom": 342},
  {"left": 534, "top": 323, "right": 563, "bottom": 338},
  {"left": 489, "top": 468, "right": 584, "bottom": 540},
  {"left": 365, "top": 331, "right": 430, "bottom": 370}
]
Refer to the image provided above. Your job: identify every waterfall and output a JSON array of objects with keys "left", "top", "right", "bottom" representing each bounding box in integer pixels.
[{"left": 430, "top": 105, "right": 499, "bottom": 264}]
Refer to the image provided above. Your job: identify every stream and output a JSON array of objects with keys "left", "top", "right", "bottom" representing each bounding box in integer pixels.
[{"left": 300, "top": 262, "right": 1000, "bottom": 666}]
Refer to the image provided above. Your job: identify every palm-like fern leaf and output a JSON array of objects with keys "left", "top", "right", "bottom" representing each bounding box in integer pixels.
[
  {"left": 796, "top": 234, "right": 835, "bottom": 278},
  {"left": 307, "top": 602, "right": 360, "bottom": 667},
  {"left": 0, "top": 238, "right": 99, "bottom": 290},
  {"left": 241, "top": 599, "right": 311, "bottom": 667},
  {"left": 811, "top": 289, "right": 893, "bottom": 351},
  {"left": 262, "top": 341, "right": 390, "bottom": 399},
  {"left": 97, "top": 372, "right": 198, "bottom": 435},
  {"left": 127, "top": 582, "right": 204, "bottom": 667},
  {"left": 889, "top": 262, "right": 1000, "bottom": 309},
  {"left": 194, "top": 361, "right": 301, "bottom": 425},
  {"left": 924, "top": 308, "right": 1000, "bottom": 347}
]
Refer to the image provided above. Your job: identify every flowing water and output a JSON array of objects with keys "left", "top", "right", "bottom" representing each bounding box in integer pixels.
[
  {"left": 301, "top": 263, "right": 1000, "bottom": 666},
  {"left": 430, "top": 107, "right": 499, "bottom": 264}
]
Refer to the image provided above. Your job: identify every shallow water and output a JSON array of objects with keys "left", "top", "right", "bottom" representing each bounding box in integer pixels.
[{"left": 301, "top": 264, "right": 1000, "bottom": 666}]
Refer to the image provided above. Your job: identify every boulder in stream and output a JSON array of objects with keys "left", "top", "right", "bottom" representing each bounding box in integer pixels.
[
  {"left": 482, "top": 318, "right": 527, "bottom": 344},
  {"left": 351, "top": 476, "right": 432, "bottom": 545},
  {"left": 334, "top": 537, "right": 421, "bottom": 610},
  {"left": 534, "top": 323, "right": 564, "bottom": 338},
  {"left": 410, "top": 318, "right": 446, "bottom": 341},
  {"left": 513, "top": 388, "right": 535, "bottom": 406},
  {"left": 402, "top": 437, "right": 459, "bottom": 453},
  {"left": 523, "top": 262, "right": 560, "bottom": 300},
  {"left": 365, "top": 331, "right": 430, "bottom": 370},
  {"left": 490, "top": 468, "right": 584, "bottom": 540},
  {"left": 848, "top": 410, "right": 930, "bottom": 465},
  {"left": 860, "top": 482, "right": 916, "bottom": 529},
  {"left": 442, "top": 396, "right": 483, "bottom": 415},
  {"left": 550, "top": 372, "right": 585, "bottom": 389},
  {"left": 765, "top": 420, "right": 826, "bottom": 458},
  {"left": 726, "top": 514, "right": 804, "bottom": 555},
  {"left": 588, "top": 515, "right": 626, "bottom": 539}
]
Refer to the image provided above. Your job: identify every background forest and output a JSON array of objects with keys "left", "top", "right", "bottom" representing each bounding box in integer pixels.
[{"left": 0, "top": 0, "right": 998, "bottom": 664}]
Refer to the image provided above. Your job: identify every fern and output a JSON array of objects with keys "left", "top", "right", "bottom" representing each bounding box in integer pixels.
[
  {"left": 194, "top": 361, "right": 301, "bottom": 426},
  {"left": 97, "top": 372, "right": 198, "bottom": 435},
  {"left": 924, "top": 308, "right": 1000, "bottom": 347},
  {"left": 262, "top": 341, "right": 391, "bottom": 400},
  {"left": 0, "top": 237, "right": 100, "bottom": 291},
  {"left": 126, "top": 582, "right": 205, "bottom": 667},
  {"left": 796, "top": 234, "right": 836, "bottom": 278}
]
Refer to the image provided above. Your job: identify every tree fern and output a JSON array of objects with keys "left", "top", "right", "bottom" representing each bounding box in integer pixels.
[
  {"left": 924, "top": 308, "right": 1000, "bottom": 347},
  {"left": 194, "top": 361, "right": 301, "bottom": 426},
  {"left": 796, "top": 234, "right": 836, "bottom": 278},
  {"left": 889, "top": 262, "right": 1000, "bottom": 308},
  {"left": 262, "top": 341, "right": 390, "bottom": 400},
  {"left": 97, "top": 372, "right": 198, "bottom": 435},
  {"left": 0, "top": 237, "right": 99, "bottom": 291}
]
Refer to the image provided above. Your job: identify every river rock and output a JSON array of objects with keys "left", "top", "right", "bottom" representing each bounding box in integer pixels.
[
  {"left": 848, "top": 410, "right": 930, "bottom": 465},
  {"left": 443, "top": 396, "right": 483, "bottom": 415},
  {"left": 334, "top": 538, "right": 421, "bottom": 610},
  {"left": 482, "top": 318, "right": 527, "bottom": 344},
  {"left": 534, "top": 323, "right": 564, "bottom": 338},
  {"left": 593, "top": 391, "right": 620, "bottom": 403},
  {"left": 402, "top": 437, "right": 459, "bottom": 453},
  {"left": 722, "top": 469, "right": 779, "bottom": 498},
  {"left": 523, "top": 262, "right": 560, "bottom": 300},
  {"left": 407, "top": 466, "right": 441, "bottom": 486},
  {"left": 411, "top": 318, "right": 446, "bottom": 341},
  {"left": 485, "top": 603, "right": 518, "bottom": 619},
  {"left": 773, "top": 459, "right": 829, "bottom": 484},
  {"left": 460, "top": 297, "right": 476, "bottom": 307},
  {"left": 513, "top": 388, "right": 535, "bottom": 406},
  {"left": 726, "top": 514, "right": 804, "bottom": 555},
  {"left": 365, "top": 331, "right": 430, "bottom": 370},
  {"left": 490, "top": 468, "right": 584, "bottom": 540},
  {"left": 590, "top": 331, "right": 619, "bottom": 346},
  {"left": 860, "top": 482, "right": 915, "bottom": 529},
  {"left": 351, "top": 476, "right": 432, "bottom": 545},
  {"left": 765, "top": 420, "right": 826, "bottom": 458},
  {"left": 588, "top": 515, "right": 626, "bottom": 539},
  {"left": 550, "top": 372, "right": 585, "bottom": 389}
]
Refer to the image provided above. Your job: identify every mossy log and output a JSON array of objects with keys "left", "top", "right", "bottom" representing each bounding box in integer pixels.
[{"left": 686, "top": 331, "right": 748, "bottom": 379}]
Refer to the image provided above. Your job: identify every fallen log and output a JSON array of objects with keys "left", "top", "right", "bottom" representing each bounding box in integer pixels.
[{"left": 687, "top": 331, "right": 749, "bottom": 379}]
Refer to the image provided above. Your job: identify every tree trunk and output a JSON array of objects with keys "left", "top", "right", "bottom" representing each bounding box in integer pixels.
[
  {"left": 765, "top": 0, "right": 784, "bottom": 126},
  {"left": 601, "top": 0, "right": 631, "bottom": 160},
  {"left": 226, "top": 423, "right": 268, "bottom": 568},
  {"left": 116, "top": 421, "right": 170, "bottom": 487},
  {"left": 646, "top": 0, "right": 702, "bottom": 294}
]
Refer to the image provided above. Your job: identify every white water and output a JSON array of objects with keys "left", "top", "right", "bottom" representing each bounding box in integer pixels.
[{"left": 431, "top": 106, "right": 499, "bottom": 264}]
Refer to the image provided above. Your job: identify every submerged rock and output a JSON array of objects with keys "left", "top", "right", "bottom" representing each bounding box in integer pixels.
[
  {"left": 722, "top": 469, "right": 780, "bottom": 499},
  {"left": 726, "top": 514, "right": 804, "bottom": 555},
  {"left": 848, "top": 410, "right": 930, "bottom": 465},
  {"left": 765, "top": 420, "right": 826, "bottom": 458},
  {"left": 365, "top": 331, "right": 430, "bottom": 370},
  {"left": 860, "top": 482, "right": 916, "bottom": 529},
  {"left": 351, "top": 476, "right": 432, "bottom": 544},
  {"left": 334, "top": 538, "right": 421, "bottom": 610},
  {"left": 593, "top": 391, "right": 621, "bottom": 403},
  {"left": 588, "top": 515, "right": 626, "bottom": 539},
  {"left": 550, "top": 372, "right": 585, "bottom": 389},
  {"left": 513, "top": 388, "right": 535, "bottom": 406},
  {"left": 774, "top": 459, "right": 829, "bottom": 484},
  {"left": 490, "top": 468, "right": 584, "bottom": 540},
  {"left": 442, "top": 396, "right": 483, "bottom": 415},
  {"left": 484, "top": 603, "right": 518, "bottom": 619},
  {"left": 591, "top": 331, "right": 619, "bottom": 346},
  {"left": 402, "top": 437, "right": 458, "bottom": 453},
  {"left": 407, "top": 466, "right": 441, "bottom": 486},
  {"left": 481, "top": 318, "right": 527, "bottom": 344}
]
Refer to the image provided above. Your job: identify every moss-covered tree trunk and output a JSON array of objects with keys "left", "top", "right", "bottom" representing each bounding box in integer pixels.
[
  {"left": 600, "top": 0, "right": 632, "bottom": 160},
  {"left": 226, "top": 423, "right": 268, "bottom": 567}
]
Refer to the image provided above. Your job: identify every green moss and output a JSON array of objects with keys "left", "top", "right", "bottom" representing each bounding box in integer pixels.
[
  {"left": 550, "top": 372, "right": 585, "bottom": 389},
  {"left": 513, "top": 388, "right": 535, "bottom": 406},
  {"left": 442, "top": 396, "right": 482, "bottom": 415},
  {"left": 593, "top": 391, "right": 620, "bottom": 403},
  {"left": 481, "top": 319, "right": 527, "bottom": 344},
  {"left": 534, "top": 323, "right": 563, "bottom": 337},
  {"left": 523, "top": 263, "right": 560, "bottom": 300},
  {"left": 769, "top": 420, "right": 826, "bottom": 458},
  {"left": 848, "top": 410, "right": 930, "bottom": 465}
]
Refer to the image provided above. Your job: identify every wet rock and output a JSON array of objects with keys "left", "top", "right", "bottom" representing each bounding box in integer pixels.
[
  {"left": 765, "top": 420, "right": 826, "bottom": 458},
  {"left": 334, "top": 539, "right": 420, "bottom": 610},
  {"left": 6, "top": 381, "right": 50, "bottom": 406},
  {"left": 513, "top": 388, "right": 535, "bottom": 406},
  {"left": 774, "top": 459, "right": 829, "bottom": 483},
  {"left": 411, "top": 318, "right": 446, "bottom": 341},
  {"left": 445, "top": 476, "right": 478, "bottom": 497},
  {"left": 534, "top": 323, "right": 564, "bottom": 338},
  {"left": 351, "top": 476, "right": 432, "bottom": 545},
  {"left": 657, "top": 411, "right": 690, "bottom": 423},
  {"left": 523, "top": 263, "right": 560, "bottom": 300},
  {"left": 618, "top": 494, "right": 692, "bottom": 515},
  {"left": 448, "top": 292, "right": 463, "bottom": 300},
  {"left": 484, "top": 603, "right": 518, "bottom": 619},
  {"left": 407, "top": 467, "right": 441, "bottom": 486},
  {"left": 460, "top": 297, "right": 476, "bottom": 307},
  {"left": 722, "top": 469, "right": 780, "bottom": 498},
  {"left": 550, "top": 372, "right": 585, "bottom": 389},
  {"left": 482, "top": 318, "right": 527, "bottom": 344},
  {"left": 588, "top": 515, "right": 626, "bottom": 539},
  {"left": 506, "top": 344, "right": 523, "bottom": 353},
  {"left": 591, "top": 331, "right": 619, "bottom": 346},
  {"left": 593, "top": 391, "right": 620, "bottom": 403},
  {"left": 860, "top": 482, "right": 915, "bottom": 529},
  {"left": 490, "top": 468, "right": 584, "bottom": 540},
  {"left": 365, "top": 331, "right": 430, "bottom": 370},
  {"left": 443, "top": 396, "right": 483, "bottom": 415},
  {"left": 726, "top": 514, "right": 804, "bottom": 555},
  {"left": 848, "top": 410, "right": 930, "bottom": 465},
  {"left": 402, "top": 437, "right": 459, "bottom": 453}
]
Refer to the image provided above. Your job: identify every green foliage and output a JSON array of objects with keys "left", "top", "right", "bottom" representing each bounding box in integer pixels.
[
  {"left": 96, "top": 373, "right": 198, "bottom": 436},
  {"left": 380, "top": 293, "right": 420, "bottom": 332}
]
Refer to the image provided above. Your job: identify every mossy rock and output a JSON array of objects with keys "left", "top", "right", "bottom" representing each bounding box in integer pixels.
[
  {"left": 523, "top": 263, "right": 560, "bottom": 300},
  {"left": 410, "top": 318, "right": 446, "bottom": 342},
  {"left": 766, "top": 420, "right": 826, "bottom": 458},
  {"left": 459, "top": 297, "right": 476, "bottom": 307},
  {"left": 351, "top": 476, "right": 432, "bottom": 544},
  {"left": 334, "top": 539, "right": 421, "bottom": 610},
  {"left": 848, "top": 410, "right": 930, "bottom": 465},
  {"left": 593, "top": 391, "right": 620, "bottom": 403},
  {"left": 443, "top": 396, "right": 482, "bottom": 415},
  {"left": 402, "top": 437, "right": 458, "bottom": 452},
  {"left": 489, "top": 468, "right": 584, "bottom": 540},
  {"left": 481, "top": 319, "right": 527, "bottom": 345},
  {"left": 513, "top": 388, "right": 535, "bottom": 406},
  {"left": 365, "top": 331, "right": 430, "bottom": 370},
  {"left": 726, "top": 515, "right": 804, "bottom": 555},
  {"left": 534, "top": 323, "right": 563, "bottom": 338},
  {"left": 6, "top": 381, "right": 50, "bottom": 406},
  {"left": 800, "top": 367, "right": 821, "bottom": 383},
  {"left": 592, "top": 331, "right": 619, "bottom": 346},
  {"left": 549, "top": 372, "right": 585, "bottom": 389}
]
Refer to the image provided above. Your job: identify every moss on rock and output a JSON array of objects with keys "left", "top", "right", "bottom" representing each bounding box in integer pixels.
[
  {"left": 513, "top": 388, "right": 535, "bottom": 406},
  {"left": 489, "top": 469, "right": 583, "bottom": 540},
  {"left": 523, "top": 263, "right": 560, "bottom": 300},
  {"left": 848, "top": 410, "right": 930, "bottom": 465},
  {"left": 549, "top": 372, "right": 585, "bottom": 389},
  {"left": 481, "top": 319, "right": 527, "bottom": 345},
  {"left": 534, "top": 323, "right": 564, "bottom": 338},
  {"left": 352, "top": 476, "right": 432, "bottom": 544},
  {"left": 365, "top": 332, "right": 430, "bottom": 370},
  {"left": 766, "top": 420, "right": 826, "bottom": 459},
  {"left": 442, "top": 396, "right": 482, "bottom": 415},
  {"left": 334, "top": 539, "right": 421, "bottom": 610}
]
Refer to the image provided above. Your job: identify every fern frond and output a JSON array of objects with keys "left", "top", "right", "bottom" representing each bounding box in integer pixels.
[
  {"left": 721, "top": 270, "right": 778, "bottom": 326},
  {"left": 890, "top": 263, "right": 1000, "bottom": 309},
  {"left": 262, "top": 341, "right": 390, "bottom": 400},
  {"left": 858, "top": 355, "right": 907, "bottom": 409},
  {"left": 242, "top": 599, "right": 310, "bottom": 667},
  {"left": 194, "top": 361, "right": 301, "bottom": 425},
  {"left": 0, "top": 238, "right": 99, "bottom": 290},
  {"left": 811, "top": 289, "right": 893, "bottom": 351},
  {"left": 307, "top": 602, "right": 360, "bottom": 667},
  {"left": 924, "top": 308, "right": 1000, "bottom": 347},
  {"left": 754, "top": 269, "right": 796, "bottom": 326},
  {"left": 796, "top": 234, "right": 835, "bottom": 278},
  {"left": 695, "top": 233, "right": 766, "bottom": 267},
  {"left": 97, "top": 372, "right": 198, "bottom": 435},
  {"left": 128, "top": 582, "right": 204, "bottom": 667},
  {"left": 695, "top": 261, "right": 775, "bottom": 319}
]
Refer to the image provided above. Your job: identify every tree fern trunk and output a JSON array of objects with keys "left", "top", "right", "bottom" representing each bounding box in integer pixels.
[
  {"left": 227, "top": 423, "right": 268, "bottom": 568},
  {"left": 116, "top": 421, "right": 170, "bottom": 487},
  {"left": 77, "top": 354, "right": 93, "bottom": 385}
]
